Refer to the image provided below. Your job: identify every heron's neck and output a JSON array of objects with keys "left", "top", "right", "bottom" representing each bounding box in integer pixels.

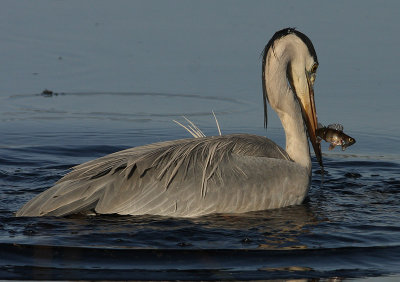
[
  {"left": 278, "top": 104, "right": 311, "bottom": 172},
  {"left": 265, "top": 57, "right": 312, "bottom": 172}
]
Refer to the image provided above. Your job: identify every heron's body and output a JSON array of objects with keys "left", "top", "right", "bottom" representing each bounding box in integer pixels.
[{"left": 16, "top": 28, "right": 322, "bottom": 217}]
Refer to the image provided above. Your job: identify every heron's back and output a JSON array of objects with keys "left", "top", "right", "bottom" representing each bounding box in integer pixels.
[{"left": 16, "top": 134, "right": 310, "bottom": 217}]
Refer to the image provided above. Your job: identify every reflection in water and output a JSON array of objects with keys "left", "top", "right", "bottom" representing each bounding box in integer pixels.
[
  {"left": 192, "top": 205, "right": 321, "bottom": 250},
  {"left": 7, "top": 202, "right": 323, "bottom": 251}
]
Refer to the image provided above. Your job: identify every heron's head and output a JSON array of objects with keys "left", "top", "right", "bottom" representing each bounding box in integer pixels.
[{"left": 262, "top": 28, "right": 322, "bottom": 167}]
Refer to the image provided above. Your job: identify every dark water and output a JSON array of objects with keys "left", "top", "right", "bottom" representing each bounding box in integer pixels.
[
  {"left": 1, "top": 93, "right": 400, "bottom": 280},
  {"left": 1, "top": 1, "right": 400, "bottom": 280}
]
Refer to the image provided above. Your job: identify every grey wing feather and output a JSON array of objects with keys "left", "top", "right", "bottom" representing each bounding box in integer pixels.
[{"left": 16, "top": 134, "right": 292, "bottom": 217}]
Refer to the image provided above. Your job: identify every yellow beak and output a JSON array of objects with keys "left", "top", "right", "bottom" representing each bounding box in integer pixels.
[{"left": 302, "top": 74, "right": 323, "bottom": 168}]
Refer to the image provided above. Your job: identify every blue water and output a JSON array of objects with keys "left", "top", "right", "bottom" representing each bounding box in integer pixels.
[{"left": 1, "top": 1, "right": 400, "bottom": 280}]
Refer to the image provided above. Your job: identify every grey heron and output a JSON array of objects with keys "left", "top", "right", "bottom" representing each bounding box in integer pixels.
[{"left": 16, "top": 28, "right": 322, "bottom": 217}]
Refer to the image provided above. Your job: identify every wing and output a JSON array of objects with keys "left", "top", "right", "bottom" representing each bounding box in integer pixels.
[
  {"left": 327, "top": 123, "right": 344, "bottom": 131},
  {"left": 16, "top": 134, "right": 293, "bottom": 217}
]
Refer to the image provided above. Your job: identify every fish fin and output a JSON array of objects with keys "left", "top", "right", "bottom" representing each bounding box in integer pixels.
[
  {"left": 328, "top": 144, "right": 336, "bottom": 150},
  {"left": 327, "top": 123, "right": 344, "bottom": 131}
]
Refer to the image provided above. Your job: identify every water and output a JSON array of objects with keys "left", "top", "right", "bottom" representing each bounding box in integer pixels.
[{"left": 1, "top": 0, "right": 400, "bottom": 280}]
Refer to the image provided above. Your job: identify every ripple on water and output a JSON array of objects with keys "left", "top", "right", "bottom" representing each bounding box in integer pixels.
[{"left": 1, "top": 126, "right": 400, "bottom": 280}]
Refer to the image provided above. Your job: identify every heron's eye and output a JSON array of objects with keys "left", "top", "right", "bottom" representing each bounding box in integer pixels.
[{"left": 311, "top": 63, "right": 318, "bottom": 74}]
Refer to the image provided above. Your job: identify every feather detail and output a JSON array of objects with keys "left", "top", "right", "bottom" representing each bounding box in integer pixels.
[{"left": 16, "top": 134, "right": 292, "bottom": 217}]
